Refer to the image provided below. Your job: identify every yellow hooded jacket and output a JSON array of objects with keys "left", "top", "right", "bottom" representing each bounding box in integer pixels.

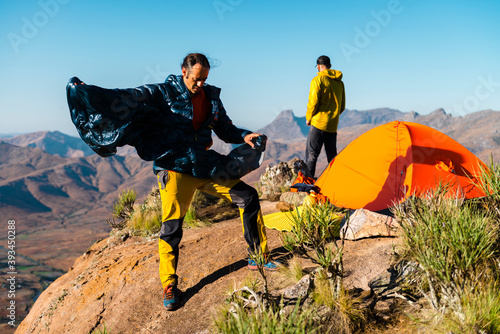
[{"left": 306, "top": 69, "right": 345, "bottom": 133}]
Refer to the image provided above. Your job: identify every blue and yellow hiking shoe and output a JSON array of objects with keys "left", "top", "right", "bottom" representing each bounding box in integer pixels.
[
  {"left": 163, "top": 283, "right": 181, "bottom": 311},
  {"left": 248, "top": 259, "right": 279, "bottom": 271}
]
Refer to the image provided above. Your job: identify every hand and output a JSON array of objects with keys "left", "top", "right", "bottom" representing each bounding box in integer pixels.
[
  {"left": 306, "top": 120, "right": 311, "bottom": 126},
  {"left": 244, "top": 133, "right": 261, "bottom": 148}
]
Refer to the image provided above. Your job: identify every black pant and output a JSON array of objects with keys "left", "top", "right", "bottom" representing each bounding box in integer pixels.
[{"left": 306, "top": 126, "right": 337, "bottom": 177}]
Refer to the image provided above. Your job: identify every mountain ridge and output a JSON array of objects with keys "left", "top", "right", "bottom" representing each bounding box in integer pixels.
[
  {"left": 4, "top": 107, "right": 500, "bottom": 195},
  {"left": 1, "top": 130, "right": 95, "bottom": 158}
]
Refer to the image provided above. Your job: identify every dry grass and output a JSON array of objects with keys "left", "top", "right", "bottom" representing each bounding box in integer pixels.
[{"left": 392, "top": 174, "right": 500, "bottom": 333}]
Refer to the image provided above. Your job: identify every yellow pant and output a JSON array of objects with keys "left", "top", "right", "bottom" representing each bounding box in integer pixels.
[{"left": 157, "top": 170, "right": 268, "bottom": 287}]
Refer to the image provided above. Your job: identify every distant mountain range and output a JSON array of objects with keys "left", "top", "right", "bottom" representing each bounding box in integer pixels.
[
  {"left": 1, "top": 131, "right": 95, "bottom": 158},
  {"left": 256, "top": 107, "right": 500, "bottom": 157},
  {"left": 0, "top": 130, "right": 142, "bottom": 158},
  {"left": 4, "top": 107, "right": 500, "bottom": 187},
  {"left": 256, "top": 107, "right": 413, "bottom": 142},
  {"left": 0, "top": 141, "right": 156, "bottom": 273},
  {"left": 0, "top": 142, "right": 154, "bottom": 215}
]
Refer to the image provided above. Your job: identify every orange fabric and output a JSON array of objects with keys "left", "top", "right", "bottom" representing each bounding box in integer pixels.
[
  {"left": 316, "top": 193, "right": 328, "bottom": 204},
  {"left": 303, "top": 193, "right": 328, "bottom": 207},
  {"left": 290, "top": 171, "right": 315, "bottom": 192},
  {"left": 315, "top": 121, "right": 488, "bottom": 211},
  {"left": 192, "top": 89, "right": 210, "bottom": 131},
  {"left": 434, "top": 156, "right": 455, "bottom": 173}
]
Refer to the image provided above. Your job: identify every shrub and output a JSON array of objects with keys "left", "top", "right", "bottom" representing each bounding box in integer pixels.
[
  {"left": 107, "top": 188, "right": 137, "bottom": 228},
  {"left": 279, "top": 256, "right": 305, "bottom": 284},
  {"left": 214, "top": 296, "right": 320, "bottom": 334},
  {"left": 107, "top": 188, "right": 162, "bottom": 236},
  {"left": 281, "top": 202, "right": 346, "bottom": 297},
  {"left": 127, "top": 188, "right": 162, "bottom": 236},
  {"left": 476, "top": 158, "right": 500, "bottom": 219},
  {"left": 313, "top": 270, "right": 365, "bottom": 332},
  {"left": 280, "top": 202, "right": 367, "bottom": 332},
  {"left": 452, "top": 281, "right": 500, "bottom": 333},
  {"left": 184, "top": 190, "right": 233, "bottom": 227},
  {"left": 184, "top": 190, "right": 210, "bottom": 228},
  {"left": 393, "top": 180, "right": 500, "bottom": 332},
  {"left": 108, "top": 188, "right": 224, "bottom": 237}
]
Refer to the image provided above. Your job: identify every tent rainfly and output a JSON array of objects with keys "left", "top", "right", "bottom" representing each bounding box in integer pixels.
[{"left": 315, "top": 121, "right": 488, "bottom": 211}]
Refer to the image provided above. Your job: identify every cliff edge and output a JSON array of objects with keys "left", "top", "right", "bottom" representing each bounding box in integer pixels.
[{"left": 17, "top": 201, "right": 395, "bottom": 334}]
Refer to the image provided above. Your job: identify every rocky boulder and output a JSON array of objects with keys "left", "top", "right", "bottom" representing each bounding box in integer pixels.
[
  {"left": 279, "top": 192, "right": 309, "bottom": 207},
  {"left": 341, "top": 209, "right": 401, "bottom": 240},
  {"left": 257, "top": 159, "right": 310, "bottom": 200}
]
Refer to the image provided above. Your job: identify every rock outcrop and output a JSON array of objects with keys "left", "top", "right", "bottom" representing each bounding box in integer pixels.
[
  {"left": 279, "top": 191, "right": 309, "bottom": 207},
  {"left": 18, "top": 202, "right": 399, "bottom": 334},
  {"left": 257, "top": 158, "right": 310, "bottom": 200},
  {"left": 341, "top": 209, "right": 401, "bottom": 240}
]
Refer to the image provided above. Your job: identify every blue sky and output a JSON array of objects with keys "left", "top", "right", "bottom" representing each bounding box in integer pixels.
[{"left": 1, "top": 0, "right": 499, "bottom": 137}]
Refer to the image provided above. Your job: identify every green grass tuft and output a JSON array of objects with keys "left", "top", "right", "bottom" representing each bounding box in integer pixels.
[
  {"left": 213, "top": 300, "right": 320, "bottom": 334},
  {"left": 393, "top": 175, "right": 500, "bottom": 333}
]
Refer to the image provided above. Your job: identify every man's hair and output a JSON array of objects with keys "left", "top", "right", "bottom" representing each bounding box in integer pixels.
[
  {"left": 181, "top": 53, "right": 211, "bottom": 71},
  {"left": 316, "top": 55, "right": 331, "bottom": 69}
]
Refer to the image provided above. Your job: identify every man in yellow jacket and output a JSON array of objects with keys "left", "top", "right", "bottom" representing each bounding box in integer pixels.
[{"left": 305, "top": 55, "right": 346, "bottom": 177}]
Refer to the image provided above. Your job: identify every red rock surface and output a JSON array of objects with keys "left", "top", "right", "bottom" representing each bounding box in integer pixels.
[{"left": 18, "top": 201, "right": 396, "bottom": 334}]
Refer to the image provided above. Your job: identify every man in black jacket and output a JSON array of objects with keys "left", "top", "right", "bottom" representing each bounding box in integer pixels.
[
  {"left": 67, "top": 53, "right": 277, "bottom": 312},
  {"left": 154, "top": 53, "right": 277, "bottom": 311}
]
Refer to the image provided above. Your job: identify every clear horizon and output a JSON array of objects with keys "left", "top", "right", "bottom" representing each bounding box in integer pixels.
[{"left": 1, "top": 0, "right": 499, "bottom": 137}]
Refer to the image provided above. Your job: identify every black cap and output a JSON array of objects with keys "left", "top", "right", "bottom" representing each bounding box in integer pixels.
[{"left": 316, "top": 55, "right": 331, "bottom": 68}]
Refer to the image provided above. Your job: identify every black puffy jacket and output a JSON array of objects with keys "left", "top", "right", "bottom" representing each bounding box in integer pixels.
[{"left": 67, "top": 75, "right": 264, "bottom": 179}]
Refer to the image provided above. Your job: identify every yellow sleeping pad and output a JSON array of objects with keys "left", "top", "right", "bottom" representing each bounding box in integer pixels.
[
  {"left": 263, "top": 209, "right": 301, "bottom": 231},
  {"left": 263, "top": 194, "right": 314, "bottom": 231},
  {"left": 263, "top": 205, "right": 343, "bottom": 234}
]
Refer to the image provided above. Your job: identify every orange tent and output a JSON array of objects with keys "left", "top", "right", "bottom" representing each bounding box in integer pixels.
[{"left": 315, "top": 121, "right": 487, "bottom": 211}]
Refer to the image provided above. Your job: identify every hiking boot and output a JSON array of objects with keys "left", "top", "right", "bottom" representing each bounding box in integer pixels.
[
  {"left": 163, "top": 283, "right": 181, "bottom": 311},
  {"left": 248, "top": 258, "right": 279, "bottom": 271}
]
